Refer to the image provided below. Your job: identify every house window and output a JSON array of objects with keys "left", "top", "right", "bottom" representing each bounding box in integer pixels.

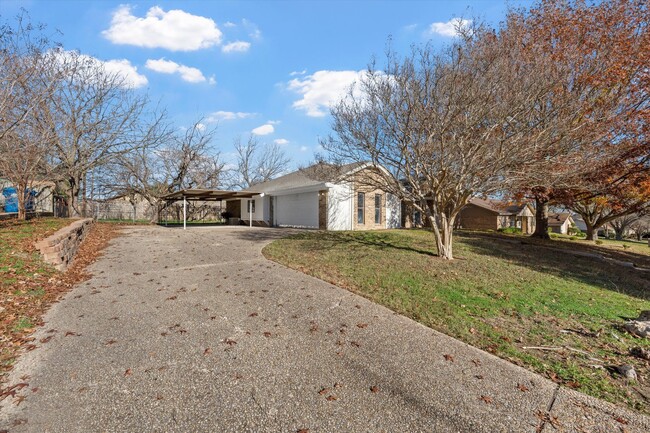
[
  {"left": 357, "top": 192, "right": 365, "bottom": 224},
  {"left": 374, "top": 194, "right": 382, "bottom": 224},
  {"left": 414, "top": 211, "right": 422, "bottom": 226},
  {"left": 247, "top": 199, "right": 255, "bottom": 214}
]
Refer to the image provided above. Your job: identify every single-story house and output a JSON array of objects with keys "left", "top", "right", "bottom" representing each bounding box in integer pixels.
[
  {"left": 225, "top": 162, "right": 401, "bottom": 230},
  {"left": 457, "top": 198, "right": 536, "bottom": 234},
  {"left": 548, "top": 212, "right": 575, "bottom": 235}
]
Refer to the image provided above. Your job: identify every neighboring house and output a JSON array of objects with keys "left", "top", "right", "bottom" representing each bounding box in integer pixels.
[
  {"left": 548, "top": 212, "right": 575, "bottom": 235},
  {"left": 0, "top": 178, "right": 55, "bottom": 214},
  {"left": 456, "top": 198, "right": 536, "bottom": 234},
  {"left": 571, "top": 212, "right": 588, "bottom": 232},
  {"left": 225, "top": 162, "right": 401, "bottom": 230}
]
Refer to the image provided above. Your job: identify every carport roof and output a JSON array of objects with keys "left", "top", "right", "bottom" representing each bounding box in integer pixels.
[{"left": 161, "top": 189, "right": 256, "bottom": 201}]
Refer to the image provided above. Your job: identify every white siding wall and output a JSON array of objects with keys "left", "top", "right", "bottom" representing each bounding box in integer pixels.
[
  {"left": 385, "top": 193, "right": 401, "bottom": 229},
  {"left": 327, "top": 183, "right": 353, "bottom": 231},
  {"left": 274, "top": 192, "right": 319, "bottom": 228},
  {"left": 240, "top": 195, "right": 268, "bottom": 224}
]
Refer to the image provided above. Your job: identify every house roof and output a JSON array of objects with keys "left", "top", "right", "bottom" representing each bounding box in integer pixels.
[
  {"left": 548, "top": 212, "right": 573, "bottom": 226},
  {"left": 243, "top": 162, "right": 365, "bottom": 194},
  {"left": 468, "top": 197, "right": 532, "bottom": 216},
  {"left": 161, "top": 189, "right": 256, "bottom": 201}
]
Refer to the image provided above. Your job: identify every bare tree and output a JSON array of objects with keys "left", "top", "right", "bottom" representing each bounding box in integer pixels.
[
  {"left": 629, "top": 217, "right": 650, "bottom": 242},
  {"left": 43, "top": 50, "right": 165, "bottom": 216},
  {"left": 610, "top": 214, "right": 641, "bottom": 241},
  {"left": 227, "top": 135, "right": 290, "bottom": 189},
  {"left": 109, "top": 119, "right": 224, "bottom": 220},
  {"left": 0, "top": 12, "right": 60, "bottom": 219},
  {"left": 323, "top": 25, "right": 568, "bottom": 259}
]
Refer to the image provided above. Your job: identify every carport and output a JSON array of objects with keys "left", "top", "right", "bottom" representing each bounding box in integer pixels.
[{"left": 160, "top": 189, "right": 259, "bottom": 229}]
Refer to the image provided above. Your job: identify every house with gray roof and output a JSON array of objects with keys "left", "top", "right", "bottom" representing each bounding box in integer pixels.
[{"left": 224, "top": 162, "right": 402, "bottom": 230}]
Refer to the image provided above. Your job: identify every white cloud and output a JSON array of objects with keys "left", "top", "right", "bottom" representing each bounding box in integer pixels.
[
  {"left": 428, "top": 18, "right": 472, "bottom": 37},
  {"left": 51, "top": 50, "right": 148, "bottom": 88},
  {"left": 208, "top": 76, "right": 216, "bottom": 85},
  {"left": 242, "top": 19, "right": 262, "bottom": 40},
  {"left": 267, "top": 120, "right": 281, "bottom": 125},
  {"left": 206, "top": 111, "right": 255, "bottom": 122},
  {"left": 290, "top": 70, "right": 307, "bottom": 76},
  {"left": 222, "top": 41, "right": 251, "bottom": 53},
  {"left": 251, "top": 124, "right": 274, "bottom": 136},
  {"left": 274, "top": 138, "right": 289, "bottom": 145},
  {"left": 102, "top": 5, "right": 223, "bottom": 51},
  {"left": 288, "top": 70, "right": 366, "bottom": 117},
  {"left": 196, "top": 123, "right": 206, "bottom": 131},
  {"left": 403, "top": 23, "right": 418, "bottom": 32},
  {"left": 101, "top": 59, "right": 149, "bottom": 88},
  {"left": 223, "top": 21, "right": 237, "bottom": 28},
  {"left": 145, "top": 58, "right": 208, "bottom": 83}
]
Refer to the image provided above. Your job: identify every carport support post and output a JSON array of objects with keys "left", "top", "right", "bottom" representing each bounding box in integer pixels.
[
  {"left": 249, "top": 199, "right": 252, "bottom": 228},
  {"left": 183, "top": 196, "right": 187, "bottom": 230}
]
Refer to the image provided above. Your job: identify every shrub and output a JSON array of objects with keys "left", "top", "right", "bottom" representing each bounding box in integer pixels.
[
  {"left": 220, "top": 211, "right": 233, "bottom": 220},
  {"left": 499, "top": 227, "right": 522, "bottom": 234},
  {"left": 569, "top": 236, "right": 577, "bottom": 240},
  {"left": 595, "top": 240, "right": 603, "bottom": 245}
]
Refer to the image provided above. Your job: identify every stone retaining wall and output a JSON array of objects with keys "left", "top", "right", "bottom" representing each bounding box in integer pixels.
[{"left": 35, "top": 218, "right": 94, "bottom": 271}]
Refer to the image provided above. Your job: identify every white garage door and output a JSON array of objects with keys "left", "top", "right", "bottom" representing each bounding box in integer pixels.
[{"left": 274, "top": 192, "right": 319, "bottom": 228}]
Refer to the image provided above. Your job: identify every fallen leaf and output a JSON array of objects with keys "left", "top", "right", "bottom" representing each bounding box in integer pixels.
[
  {"left": 326, "top": 395, "right": 338, "bottom": 401},
  {"left": 443, "top": 354, "right": 454, "bottom": 362},
  {"left": 480, "top": 395, "right": 493, "bottom": 404},
  {"left": 249, "top": 312, "right": 258, "bottom": 317},
  {"left": 517, "top": 383, "right": 530, "bottom": 392},
  {"left": 263, "top": 332, "right": 272, "bottom": 338},
  {"left": 370, "top": 385, "right": 380, "bottom": 393},
  {"left": 204, "top": 348, "right": 212, "bottom": 355},
  {"left": 471, "top": 359, "right": 481, "bottom": 366},
  {"left": 222, "top": 338, "right": 237, "bottom": 346},
  {"left": 356, "top": 323, "right": 368, "bottom": 328},
  {"left": 318, "top": 387, "right": 330, "bottom": 395},
  {"left": 64, "top": 331, "right": 80, "bottom": 337},
  {"left": 350, "top": 341, "right": 361, "bottom": 348},
  {"left": 124, "top": 368, "right": 132, "bottom": 376},
  {"left": 105, "top": 339, "right": 117, "bottom": 345}
]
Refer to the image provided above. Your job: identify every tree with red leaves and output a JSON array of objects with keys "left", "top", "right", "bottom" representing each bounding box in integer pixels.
[{"left": 503, "top": 0, "right": 649, "bottom": 239}]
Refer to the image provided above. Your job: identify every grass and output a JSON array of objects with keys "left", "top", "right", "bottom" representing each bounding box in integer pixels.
[
  {"left": 1, "top": 217, "right": 118, "bottom": 382},
  {"left": 264, "top": 229, "right": 650, "bottom": 414},
  {"left": 0, "top": 218, "right": 71, "bottom": 372},
  {"left": 562, "top": 236, "right": 650, "bottom": 257}
]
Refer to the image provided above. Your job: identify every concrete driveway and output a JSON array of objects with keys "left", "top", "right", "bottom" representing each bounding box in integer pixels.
[{"left": 1, "top": 226, "right": 648, "bottom": 432}]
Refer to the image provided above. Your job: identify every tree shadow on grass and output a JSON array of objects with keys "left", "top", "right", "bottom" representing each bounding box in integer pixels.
[{"left": 458, "top": 231, "right": 650, "bottom": 302}]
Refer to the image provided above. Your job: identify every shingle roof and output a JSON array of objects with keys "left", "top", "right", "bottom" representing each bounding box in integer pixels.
[
  {"left": 548, "top": 212, "right": 572, "bottom": 226},
  {"left": 243, "top": 162, "right": 366, "bottom": 194},
  {"left": 468, "top": 197, "right": 531, "bottom": 216}
]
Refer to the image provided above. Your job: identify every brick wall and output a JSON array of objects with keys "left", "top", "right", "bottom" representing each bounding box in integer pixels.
[
  {"left": 352, "top": 168, "right": 387, "bottom": 230},
  {"left": 458, "top": 204, "right": 498, "bottom": 231},
  {"left": 35, "top": 218, "right": 94, "bottom": 271}
]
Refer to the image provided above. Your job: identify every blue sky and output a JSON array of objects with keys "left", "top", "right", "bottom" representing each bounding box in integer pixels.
[{"left": 2, "top": 0, "right": 531, "bottom": 170}]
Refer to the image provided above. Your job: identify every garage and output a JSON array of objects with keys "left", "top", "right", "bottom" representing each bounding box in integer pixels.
[{"left": 273, "top": 191, "right": 319, "bottom": 229}]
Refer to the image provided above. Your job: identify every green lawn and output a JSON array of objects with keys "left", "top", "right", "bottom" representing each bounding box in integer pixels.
[
  {"left": 561, "top": 236, "right": 650, "bottom": 257},
  {"left": 264, "top": 229, "right": 650, "bottom": 414},
  {"left": 0, "top": 218, "right": 72, "bottom": 375}
]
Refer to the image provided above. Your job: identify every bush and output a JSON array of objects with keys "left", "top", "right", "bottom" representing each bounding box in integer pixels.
[
  {"left": 569, "top": 236, "right": 577, "bottom": 240},
  {"left": 499, "top": 227, "right": 522, "bottom": 234},
  {"left": 220, "top": 211, "right": 233, "bottom": 220},
  {"left": 595, "top": 240, "right": 603, "bottom": 245}
]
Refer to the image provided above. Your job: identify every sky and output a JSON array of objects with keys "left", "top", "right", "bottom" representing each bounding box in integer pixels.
[{"left": 1, "top": 0, "right": 532, "bottom": 170}]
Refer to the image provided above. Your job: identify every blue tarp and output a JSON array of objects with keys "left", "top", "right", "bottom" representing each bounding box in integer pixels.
[{"left": 2, "top": 187, "right": 35, "bottom": 213}]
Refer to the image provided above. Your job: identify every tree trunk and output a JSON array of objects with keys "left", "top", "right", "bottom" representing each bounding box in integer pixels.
[
  {"left": 16, "top": 181, "right": 26, "bottom": 220},
  {"left": 68, "top": 176, "right": 82, "bottom": 217},
  {"left": 532, "top": 197, "right": 550, "bottom": 239},
  {"left": 428, "top": 213, "right": 454, "bottom": 260},
  {"left": 614, "top": 228, "right": 624, "bottom": 241},
  {"left": 585, "top": 224, "right": 598, "bottom": 241}
]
